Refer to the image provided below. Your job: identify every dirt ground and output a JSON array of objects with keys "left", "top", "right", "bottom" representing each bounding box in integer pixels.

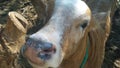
[{"left": 0, "top": 0, "right": 120, "bottom": 68}]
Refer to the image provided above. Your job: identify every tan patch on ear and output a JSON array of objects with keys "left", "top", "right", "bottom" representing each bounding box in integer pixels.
[
  {"left": 86, "top": 8, "right": 91, "bottom": 17},
  {"left": 84, "top": 8, "right": 92, "bottom": 31}
]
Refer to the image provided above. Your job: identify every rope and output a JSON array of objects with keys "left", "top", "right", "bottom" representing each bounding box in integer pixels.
[{"left": 80, "top": 36, "right": 90, "bottom": 68}]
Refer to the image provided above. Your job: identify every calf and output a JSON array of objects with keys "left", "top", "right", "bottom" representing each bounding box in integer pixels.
[{"left": 21, "top": 0, "right": 110, "bottom": 68}]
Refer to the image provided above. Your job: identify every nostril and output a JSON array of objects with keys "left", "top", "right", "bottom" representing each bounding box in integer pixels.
[
  {"left": 42, "top": 42, "right": 56, "bottom": 53},
  {"left": 43, "top": 42, "right": 53, "bottom": 50}
]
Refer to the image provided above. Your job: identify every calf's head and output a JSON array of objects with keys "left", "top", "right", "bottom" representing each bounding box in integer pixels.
[{"left": 21, "top": 0, "right": 91, "bottom": 68}]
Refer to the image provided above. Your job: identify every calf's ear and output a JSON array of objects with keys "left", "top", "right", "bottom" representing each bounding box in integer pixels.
[{"left": 91, "top": 12, "right": 110, "bottom": 30}]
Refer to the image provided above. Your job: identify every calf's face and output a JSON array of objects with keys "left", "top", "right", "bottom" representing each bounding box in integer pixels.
[{"left": 21, "top": 0, "right": 91, "bottom": 68}]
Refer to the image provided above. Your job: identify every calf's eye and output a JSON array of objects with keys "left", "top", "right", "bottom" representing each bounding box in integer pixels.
[{"left": 80, "top": 20, "right": 88, "bottom": 29}]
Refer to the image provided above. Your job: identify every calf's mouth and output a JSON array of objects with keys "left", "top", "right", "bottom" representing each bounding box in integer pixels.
[{"left": 21, "top": 38, "right": 56, "bottom": 65}]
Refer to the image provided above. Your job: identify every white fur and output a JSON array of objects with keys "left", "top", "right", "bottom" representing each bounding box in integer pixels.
[
  {"left": 28, "top": 0, "right": 89, "bottom": 68},
  {"left": 74, "top": 0, "right": 89, "bottom": 18}
]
